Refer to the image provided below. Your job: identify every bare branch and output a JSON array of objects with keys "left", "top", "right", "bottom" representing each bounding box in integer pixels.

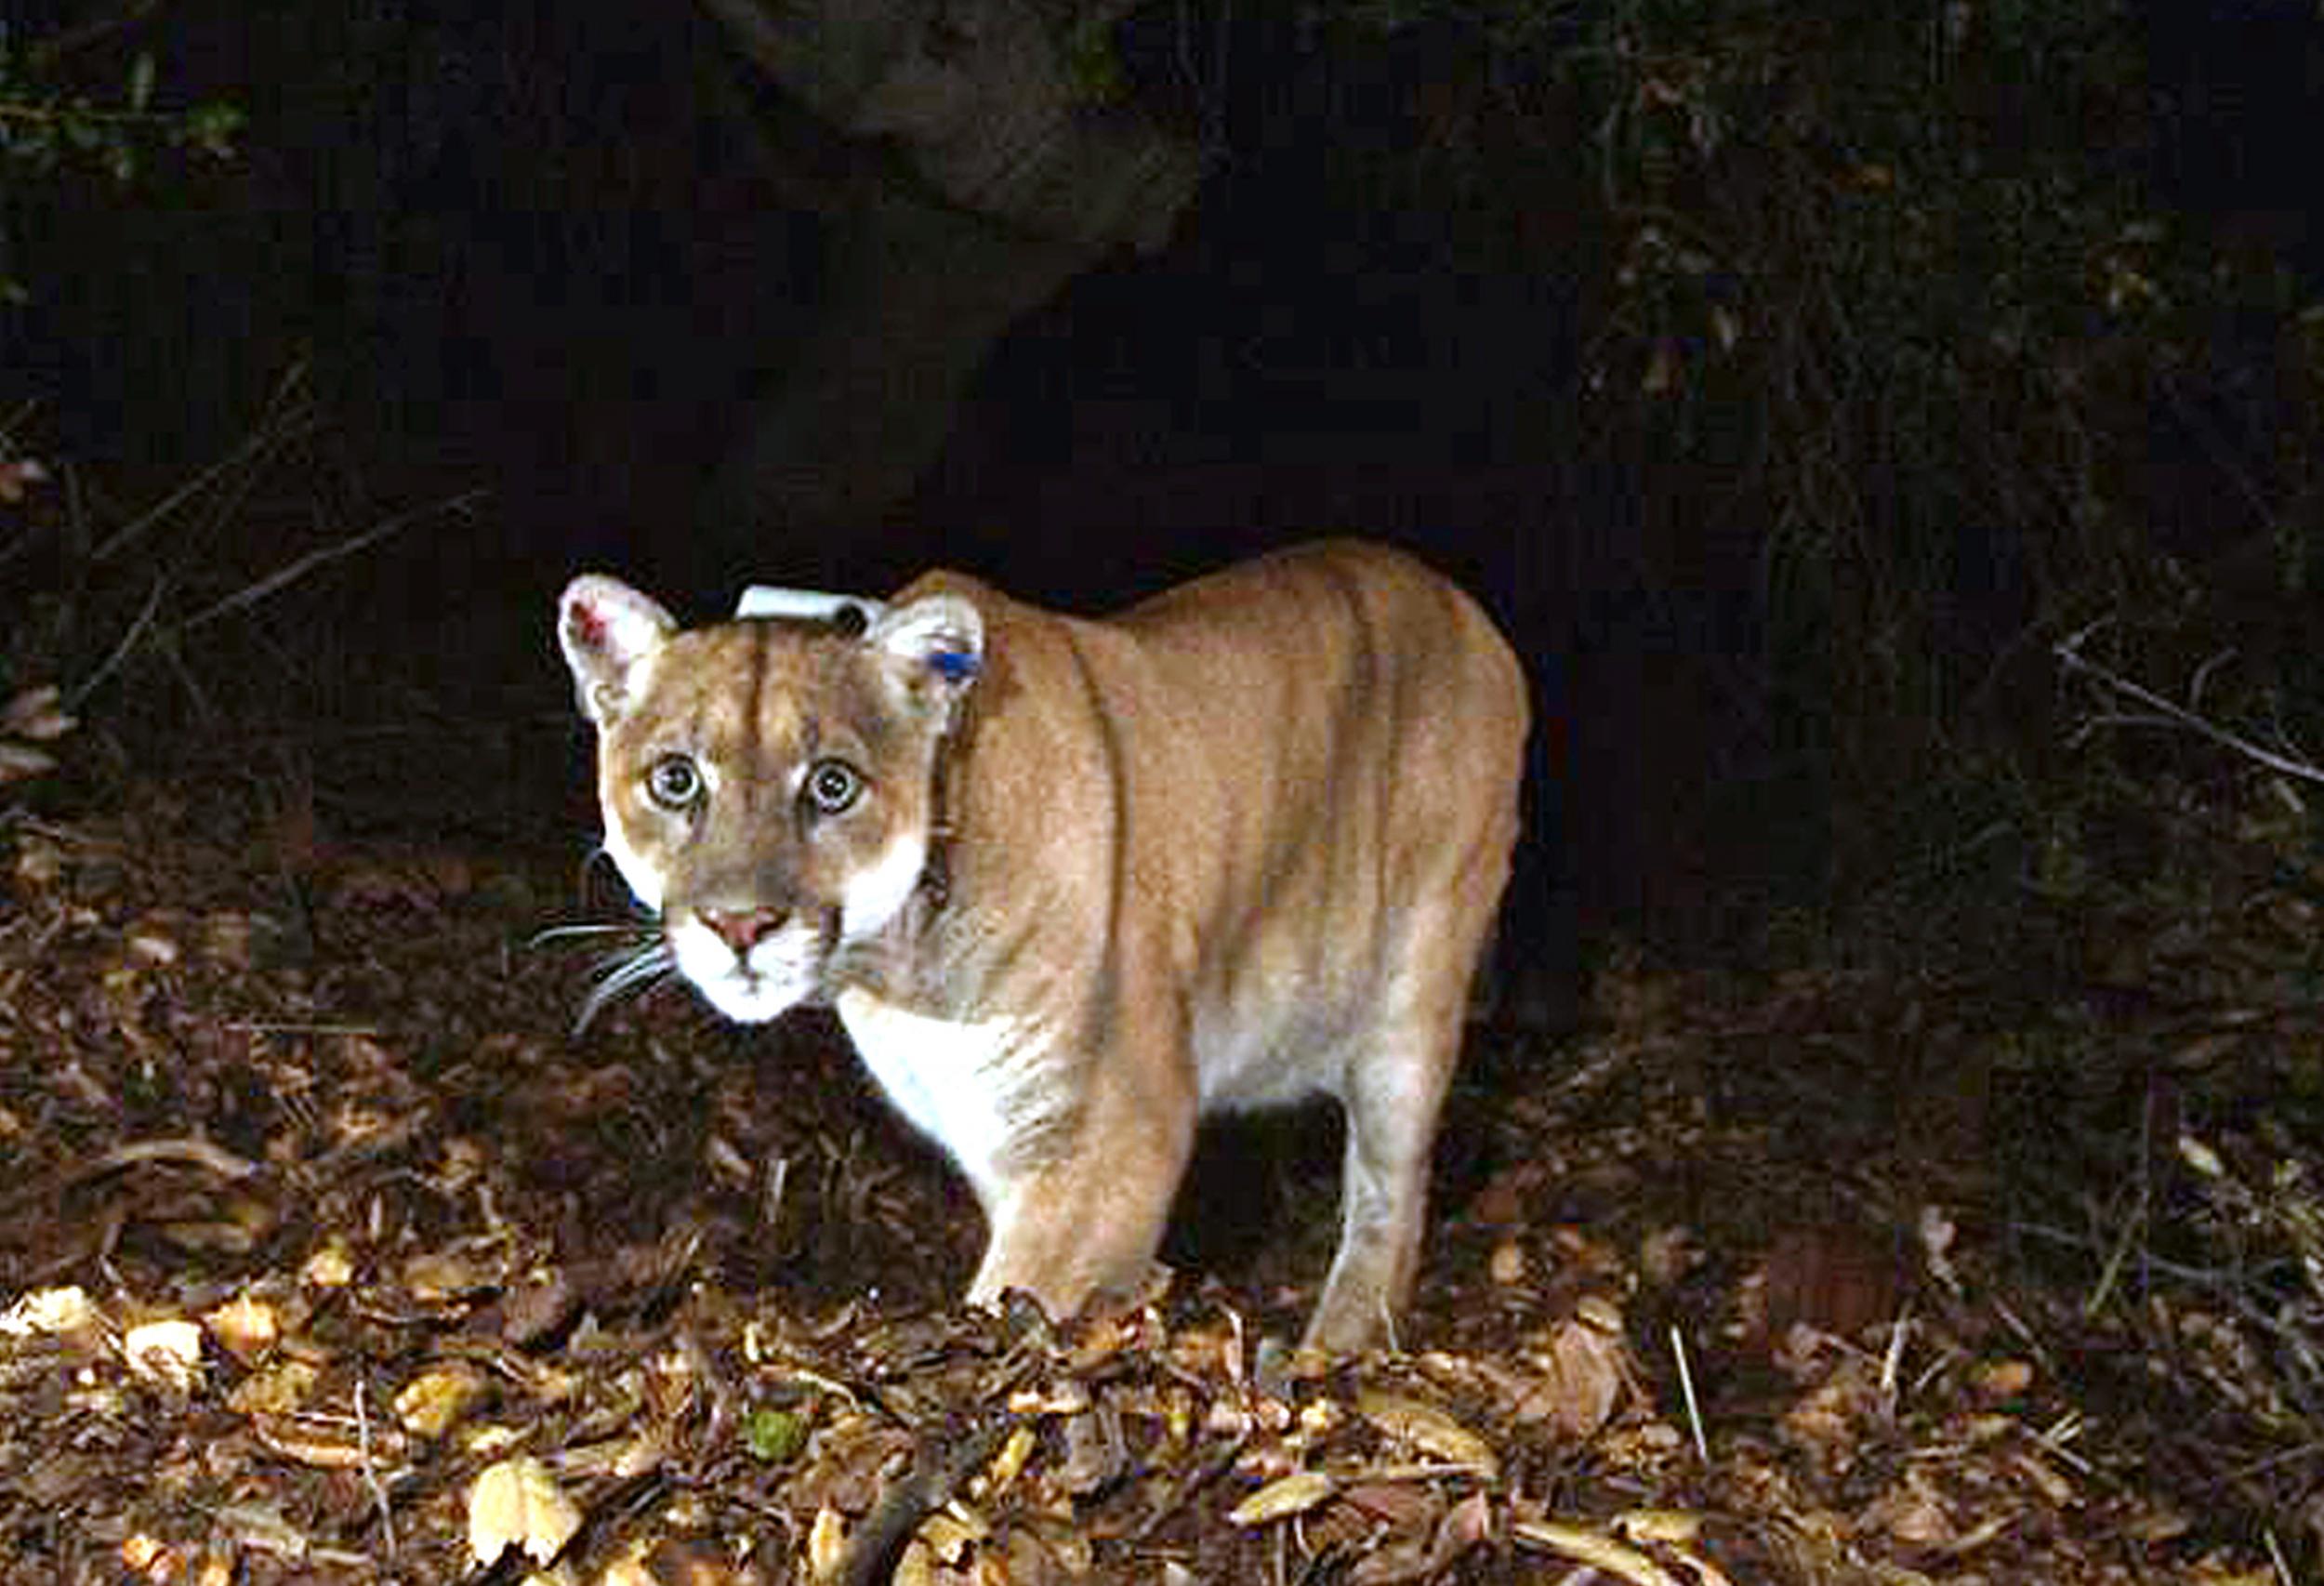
[{"left": 2054, "top": 631, "right": 2324, "bottom": 787}]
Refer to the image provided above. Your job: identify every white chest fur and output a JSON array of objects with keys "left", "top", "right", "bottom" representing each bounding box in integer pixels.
[{"left": 832, "top": 989, "right": 1062, "bottom": 1208}]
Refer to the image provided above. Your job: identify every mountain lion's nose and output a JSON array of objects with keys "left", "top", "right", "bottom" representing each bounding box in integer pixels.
[{"left": 699, "top": 907, "right": 786, "bottom": 954}]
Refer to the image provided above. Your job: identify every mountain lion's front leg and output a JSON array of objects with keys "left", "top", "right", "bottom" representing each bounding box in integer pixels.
[
  {"left": 962, "top": 958, "right": 1199, "bottom": 1311},
  {"left": 967, "top": 1128, "right": 1194, "bottom": 1320}
]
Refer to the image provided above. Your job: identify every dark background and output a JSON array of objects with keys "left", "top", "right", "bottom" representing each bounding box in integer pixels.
[{"left": 6, "top": 0, "right": 2322, "bottom": 995}]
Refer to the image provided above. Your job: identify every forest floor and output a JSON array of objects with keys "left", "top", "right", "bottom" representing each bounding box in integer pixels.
[{"left": 1, "top": 738, "right": 2317, "bottom": 1585}]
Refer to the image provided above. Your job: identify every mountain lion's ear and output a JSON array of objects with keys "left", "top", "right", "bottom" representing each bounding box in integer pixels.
[
  {"left": 560, "top": 575, "right": 678, "bottom": 724},
  {"left": 867, "top": 593, "right": 984, "bottom": 701}
]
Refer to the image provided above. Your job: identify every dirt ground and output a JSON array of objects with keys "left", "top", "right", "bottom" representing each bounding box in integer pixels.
[{"left": 0, "top": 754, "right": 2309, "bottom": 1584}]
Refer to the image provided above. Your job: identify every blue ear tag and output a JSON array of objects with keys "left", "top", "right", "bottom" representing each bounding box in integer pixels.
[{"left": 931, "top": 650, "right": 980, "bottom": 684}]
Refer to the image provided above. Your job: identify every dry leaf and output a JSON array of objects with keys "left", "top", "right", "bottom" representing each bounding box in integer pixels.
[
  {"left": 1345, "top": 1487, "right": 1494, "bottom": 1585},
  {"left": 0, "top": 1285, "right": 98, "bottom": 1337},
  {"left": 1613, "top": 1508, "right": 1700, "bottom": 1545},
  {"left": 1355, "top": 1389, "right": 1499, "bottom": 1477},
  {"left": 1054, "top": 1403, "right": 1125, "bottom": 1495},
  {"left": 0, "top": 456, "right": 48, "bottom": 503},
  {"left": 2, "top": 684, "right": 73, "bottom": 741},
  {"left": 1509, "top": 1308, "right": 1631, "bottom": 1438},
  {"left": 227, "top": 1359, "right": 319, "bottom": 1417},
  {"left": 1511, "top": 1517, "right": 1686, "bottom": 1586},
  {"left": 302, "top": 1239, "right": 356, "bottom": 1289},
  {"left": 203, "top": 1293, "right": 280, "bottom": 1363},
  {"left": 1972, "top": 1359, "right": 2035, "bottom": 1400},
  {"left": 983, "top": 1424, "right": 1037, "bottom": 1493},
  {"left": 397, "top": 1363, "right": 489, "bottom": 1437},
  {"left": 1782, "top": 1355, "right": 1883, "bottom": 1470},
  {"left": 468, "top": 1455, "right": 583, "bottom": 1569},
  {"left": 919, "top": 1505, "right": 987, "bottom": 1565},
  {"left": 120, "top": 1533, "right": 178, "bottom": 1579},
  {"left": 1228, "top": 1469, "right": 1338, "bottom": 1526},
  {"left": 1345, "top": 1536, "right": 1433, "bottom": 1585},
  {"left": 248, "top": 1415, "right": 375, "bottom": 1470},
  {"left": 1337, "top": 1482, "right": 1438, "bottom": 1529},
  {"left": 807, "top": 1504, "right": 849, "bottom": 1580},
  {"left": 1864, "top": 1475, "right": 1956, "bottom": 1547},
  {"left": 123, "top": 1319, "right": 205, "bottom": 1391},
  {"left": 892, "top": 1539, "right": 936, "bottom": 1586},
  {"left": 1637, "top": 1226, "right": 1699, "bottom": 1288},
  {"left": 0, "top": 741, "right": 57, "bottom": 785}
]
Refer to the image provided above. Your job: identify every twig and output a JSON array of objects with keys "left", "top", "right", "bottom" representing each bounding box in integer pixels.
[
  {"left": 65, "top": 573, "right": 168, "bottom": 711},
  {"left": 2081, "top": 1081, "right": 2157, "bottom": 1318},
  {"left": 29, "top": 0, "right": 168, "bottom": 63},
  {"left": 2013, "top": 1219, "right": 2238, "bottom": 1289},
  {"left": 181, "top": 489, "right": 485, "bottom": 632},
  {"left": 218, "top": 1022, "right": 383, "bottom": 1038},
  {"left": 0, "top": 905, "right": 72, "bottom": 1008},
  {"left": 0, "top": 1134, "right": 258, "bottom": 1220},
  {"left": 838, "top": 1411, "right": 1016, "bottom": 1586},
  {"left": 91, "top": 388, "right": 321, "bottom": 562},
  {"left": 353, "top": 1378, "right": 396, "bottom": 1557},
  {"left": 1669, "top": 1324, "right": 1708, "bottom": 1462},
  {"left": 2029, "top": 1411, "right": 2095, "bottom": 1476},
  {"left": 2056, "top": 627, "right": 2324, "bottom": 786},
  {"left": 2265, "top": 1525, "right": 2293, "bottom": 1586},
  {"left": 1877, "top": 1303, "right": 1912, "bottom": 1418},
  {"left": 1128, "top": 1432, "right": 1248, "bottom": 1542},
  {"left": 1544, "top": 1041, "right": 1632, "bottom": 1103},
  {"left": 2081, "top": 1206, "right": 2146, "bottom": 1320}
]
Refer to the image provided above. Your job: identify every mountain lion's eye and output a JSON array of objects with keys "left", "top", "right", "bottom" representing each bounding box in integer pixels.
[
  {"left": 645, "top": 754, "right": 702, "bottom": 810},
  {"left": 803, "top": 759, "right": 863, "bottom": 815}
]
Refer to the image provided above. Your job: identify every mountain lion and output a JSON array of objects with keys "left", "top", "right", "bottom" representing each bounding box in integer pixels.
[{"left": 559, "top": 540, "right": 1527, "bottom": 1350}]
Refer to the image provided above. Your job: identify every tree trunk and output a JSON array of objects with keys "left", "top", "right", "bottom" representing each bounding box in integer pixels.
[{"left": 696, "top": 0, "right": 1199, "bottom": 543}]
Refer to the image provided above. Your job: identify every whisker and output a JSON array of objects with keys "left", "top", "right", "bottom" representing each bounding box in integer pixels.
[
  {"left": 574, "top": 939, "right": 677, "bottom": 1034},
  {"left": 529, "top": 920, "right": 659, "bottom": 948}
]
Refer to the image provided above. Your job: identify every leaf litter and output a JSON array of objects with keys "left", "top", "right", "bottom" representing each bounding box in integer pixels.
[{"left": 0, "top": 773, "right": 2313, "bottom": 1583}]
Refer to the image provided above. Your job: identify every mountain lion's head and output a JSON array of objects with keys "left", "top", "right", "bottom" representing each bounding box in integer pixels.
[{"left": 558, "top": 575, "right": 982, "bottom": 1023}]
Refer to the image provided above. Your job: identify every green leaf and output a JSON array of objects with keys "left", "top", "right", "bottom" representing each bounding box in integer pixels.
[
  {"left": 1063, "top": 17, "right": 1126, "bottom": 106},
  {"left": 743, "top": 1406, "right": 808, "bottom": 1463},
  {"left": 182, "top": 99, "right": 244, "bottom": 159}
]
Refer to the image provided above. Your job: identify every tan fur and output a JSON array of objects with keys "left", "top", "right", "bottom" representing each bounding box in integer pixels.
[{"left": 559, "top": 540, "right": 1527, "bottom": 1350}]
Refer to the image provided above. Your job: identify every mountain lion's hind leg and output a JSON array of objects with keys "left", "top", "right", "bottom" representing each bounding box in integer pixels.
[
  {"left": 1303, "top": 879, "right": 1503, "bottom": 1354},
  {"left": 1304, "top": 1027, "right": 1458, "bottom": 1352}
]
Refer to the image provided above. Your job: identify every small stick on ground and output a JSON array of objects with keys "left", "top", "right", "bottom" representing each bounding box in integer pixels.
[
  {"left": 838, "top": 1411, "right": 1016, "bottom": 1586},
  {"left": 0, "top": 1135, "right": 259, "bottom": 1221}
]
